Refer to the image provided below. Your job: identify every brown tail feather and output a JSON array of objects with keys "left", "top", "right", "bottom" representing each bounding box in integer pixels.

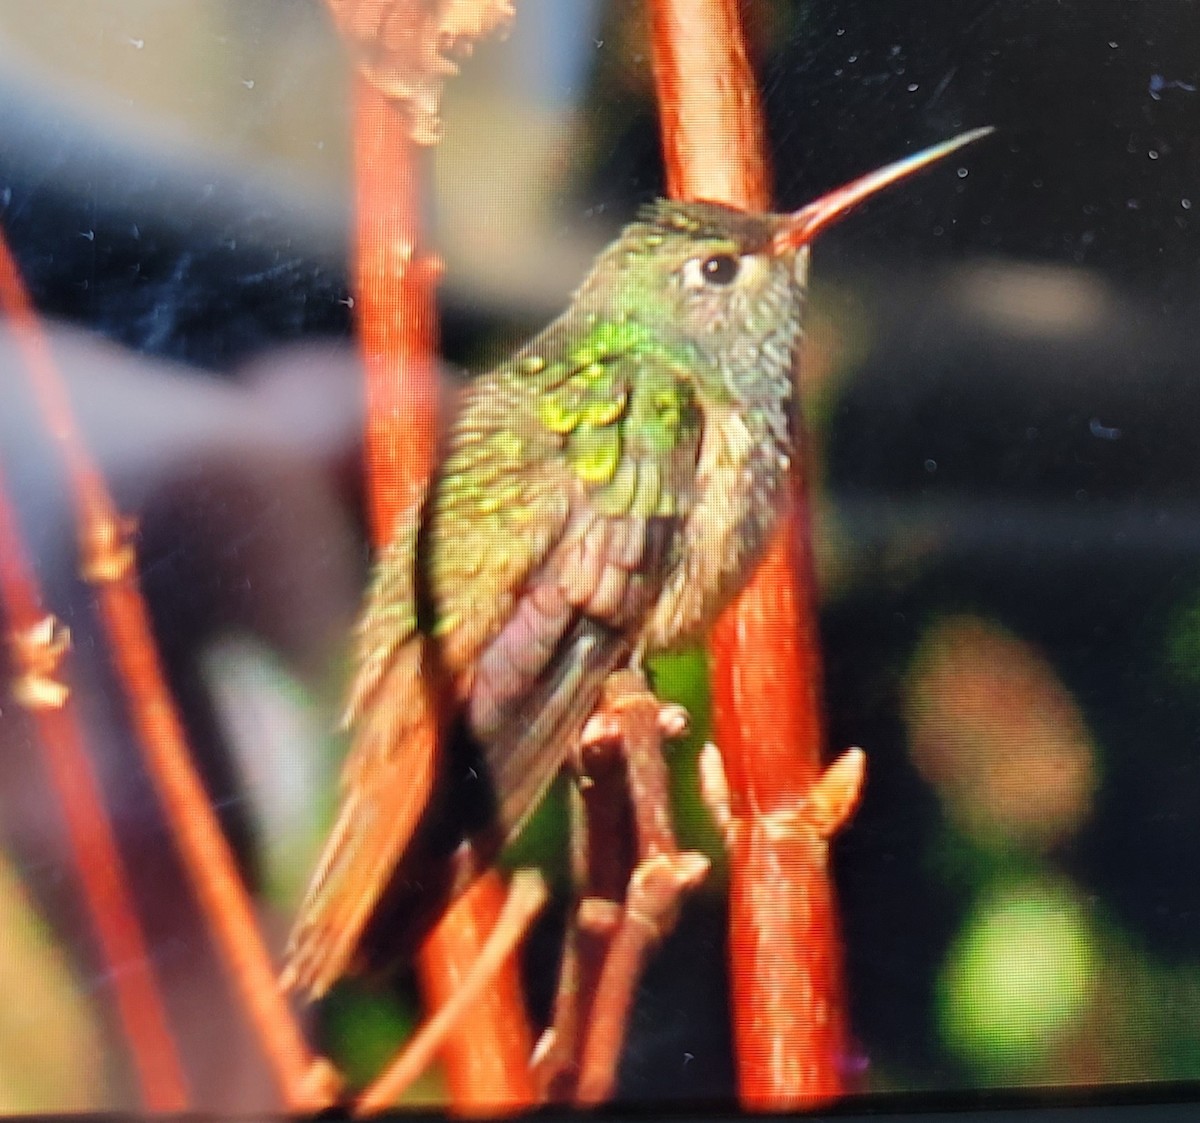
[{"left": 282, "top": 643, "right": 436, "bottom": 1000}]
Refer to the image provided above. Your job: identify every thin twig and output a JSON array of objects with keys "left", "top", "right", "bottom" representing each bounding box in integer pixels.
[
  {"left": 0, "top": 229, "right": 337, "bottom": 1114},
  {"left": 355, "top": 870, "right": 549, "bottom": 1114},
  {"left": 647, "top": 0, "right": 866, "bottom": 1108},
  {"left": 0, "top": 458, "right": 187, "bottom": 1109},
  {"left": 345, "top": 70, "right": 537, "bottom": 1110}
]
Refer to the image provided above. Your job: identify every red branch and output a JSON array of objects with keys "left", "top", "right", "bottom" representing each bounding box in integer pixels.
[
  {"left": 0, "top": 230, "right": 334, "bottom": 1113},
  {"left": 412, "top": 875, "right": 537, "bottom": 1111},
  {"left": 648, "top": 0, "right": 863, "bottom": 1109},
  {"left": 352, "top": 77, "right": 439, "bottom": 535},
  {"left": 0, "top": 414, "right": 186, "bottom": 1105},
  {"left": 349, "top": 75, "right": 536, "bottom": 1112}
]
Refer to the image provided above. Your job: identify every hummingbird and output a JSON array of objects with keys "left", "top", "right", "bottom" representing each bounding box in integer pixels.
[{"left": 282, "top": 127, "right": 992, "bottom": 1000}]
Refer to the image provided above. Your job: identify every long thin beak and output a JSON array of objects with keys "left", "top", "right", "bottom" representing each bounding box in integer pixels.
[{"left": 772, "top": 126, "right": 994, "bottom": 252}]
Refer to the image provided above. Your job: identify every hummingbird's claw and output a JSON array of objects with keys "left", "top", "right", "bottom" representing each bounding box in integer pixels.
[
  {"left": 579, "top": 693, "right": 688, "bottom": 751},
  {"left": 656, "top": 702, "right": 689, "bottom": 740},
  {"left": 580, "top": 711, "right": 623, "bottom": 750}
]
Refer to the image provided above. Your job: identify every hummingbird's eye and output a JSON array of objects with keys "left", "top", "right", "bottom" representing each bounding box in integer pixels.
[
  {"left": 701, "top": 253, "right": 740, "bottom": 285},
  {"left": 681, "top": 252, "right": 747, "bottom": 291}
]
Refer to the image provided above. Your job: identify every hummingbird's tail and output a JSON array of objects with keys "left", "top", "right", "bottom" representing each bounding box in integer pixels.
[{"left": 281, "top": 641, "right": 438, "bottom": 1001}]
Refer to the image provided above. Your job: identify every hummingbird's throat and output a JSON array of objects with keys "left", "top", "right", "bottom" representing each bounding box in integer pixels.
[{"left": 793, "top": 245, "right": 810, "bottom": 285}]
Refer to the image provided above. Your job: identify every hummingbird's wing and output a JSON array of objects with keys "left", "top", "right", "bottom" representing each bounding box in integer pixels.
[
  {"left": 471, "top": 513, "right": 674, "bottom": 842},
  {"left": 437, "top": 334, "right": 700, "bottom": 841},
  {"left": 282, "top": 496, "right": 441, "bottom": 1000}
]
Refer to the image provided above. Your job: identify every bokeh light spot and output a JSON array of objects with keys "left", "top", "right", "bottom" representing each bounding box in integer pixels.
[
  {"left": 905, "top": 615, "right": 1097, "bottom": 850},
  {"left": 940, "top": 881, "right": 1098, "bottom": 1081}
]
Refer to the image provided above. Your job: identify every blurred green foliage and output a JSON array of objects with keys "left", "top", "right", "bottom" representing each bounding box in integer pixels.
[
  {"left": 939, "top": 879, "right": 1098, "bottom": 1082},
  {"left": 321, "top": 981, "right": 430, "bottom": 1097},
  {"left": 1162, "top": 588, "right": 1200, "bottom": 689},
  {"left": 650, "top": 648, "right": 728, "bottom": 875},
  {"left": 0, "top": 848, "right": 108, "bottom": 1110}
]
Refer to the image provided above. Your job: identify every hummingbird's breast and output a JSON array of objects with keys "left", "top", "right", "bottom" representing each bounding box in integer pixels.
[
  {"left": 636, "top": 245, "right": 804, "bottom": 650},
  {"left": 640, "top": 386, "right": 795, "bottom": 651}
]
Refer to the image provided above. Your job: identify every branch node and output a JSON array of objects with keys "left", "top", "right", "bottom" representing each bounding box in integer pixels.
[
  {"left": 11, "top": 613, "right": 71, "bottom": 710},
  {"left": 324, "top": 0, "right": 516, "bottom": 145},
  {"left": 531, "top": 1027, "right": 557, "bottom": 1071},
  {"left": 299, "top": 1058, "right": 345, "bottom": 1108},
  {"left": 578, "top": 896, "right": 622, "bottom": 936},
  {"left": 700, "top": 743, "right": 867, "bottom": 848},
  {"left": 626, "top": 851, "right": 710, "bottom": 938},
  {"left": 414, "top": 252, "right": 446, "bottom": 286},
  {"left": 807, "top": 748, "right": 867, "bottom": 840},
  {"left": 80, "top": 510, "right": 138, "bottom": 585},
  {"left": 580, "top": 712, "right": 623, "bottom": 752},
  {"left": 656, "top": 702, "right": 689, "bottom": 739},
  {"left": 698, "top": 741, "right": 732, "bottom": 841},
  {"left": 581, "top": 685, "right": 689, "bottom": 755}
]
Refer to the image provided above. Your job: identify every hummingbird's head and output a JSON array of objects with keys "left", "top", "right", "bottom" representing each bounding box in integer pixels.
[
  {"left": 576, "top": 126, "right": 994, "bottom": 405},
  {"left": 585, "top": 198, "right": 810, "bottom": 405}
]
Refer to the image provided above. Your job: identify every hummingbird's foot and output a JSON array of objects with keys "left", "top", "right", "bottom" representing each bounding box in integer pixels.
[{"left": 578, "top": 697, "right": 689, "bottom": 752}]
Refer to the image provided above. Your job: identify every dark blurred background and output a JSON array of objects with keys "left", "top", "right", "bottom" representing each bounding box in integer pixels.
[{"left": 2, "top": 0, "right": 1200, "bottom": 1111}]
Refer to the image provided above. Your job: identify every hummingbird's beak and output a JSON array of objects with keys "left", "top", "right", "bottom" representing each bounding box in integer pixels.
[{"left": 772, "top": 126, "right": 994, "bottom": 253}]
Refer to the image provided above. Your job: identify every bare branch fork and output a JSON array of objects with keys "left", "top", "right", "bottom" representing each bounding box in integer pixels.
[
  {"left": 528, "top": 670, "right": 708, "bottom": 1105},
  {"left": 0, "top": 420, "right": 187, "bottom": 1109},
  {"left": 0, "top": 205, "right": 337, "bottom": 1113},
  {"left": 574, "top": 672, "right": 709, "bottom": 1105}
]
